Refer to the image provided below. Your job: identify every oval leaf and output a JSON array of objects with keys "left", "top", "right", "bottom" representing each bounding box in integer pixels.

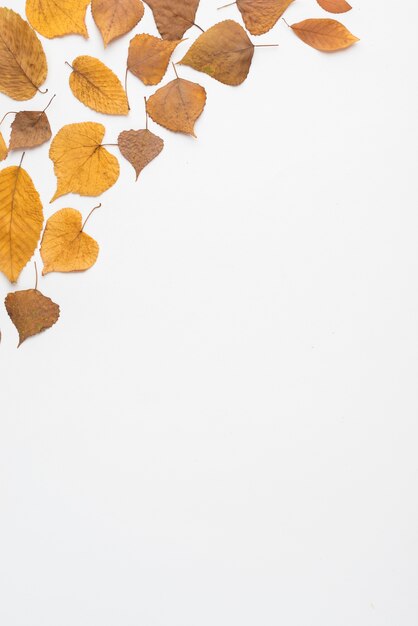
[
  {"left": 92, "top": 0, "right": 144, "bottom": 46},
  {"left": 237, "top": 0, "right": 294, "bottom": 36},
  {"left": 5, "top": 289, "right": 59, "bottom": 347},
  {"left": 144, "top": 0, "right": 200, "bottom": 40},
  {"left": 128, "top": 34, "right": 183, "bottom": 86},
  {"left": 147, "top": 78, "right": 206, "bottom": 137},
  {"left": 291, "top": 18, "right": 359, "bottom": 51},
  {"left": 317, "top": 0, "right": 352, "bottom": 14},
  {"left": 69, "top": 55, "right": 129, "bottom": 115},
  {"left": 26, "top": 0, "right": 90, "bottom": 38}
]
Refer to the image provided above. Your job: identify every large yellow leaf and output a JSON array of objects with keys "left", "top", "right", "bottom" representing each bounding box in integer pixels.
[
  {"left": 49, "top": 122, "right": 120, "bottom": 202},
  {"left": 144, "top": 0, "right": 200, "bottom": 40},
  {"left": 69, "top": 56, "right": 129, "bottom": 115},
  {"left": 92, "top": 0, "right": 144, "bottom": 46},
  {"left": 236, "top": 0, "right": 294, "bottom": 36},
  {"left": 0, "top": 7, "right": 47, "bottom": 101},
  {"left": 0, "top": 164, "right": 44, "bottom": 283},
  {"left": 25, "top": 0, "right": 90, "bottom": 38},
  {"left": 291, "top": 18, "right": 359, "bottom": 51}
]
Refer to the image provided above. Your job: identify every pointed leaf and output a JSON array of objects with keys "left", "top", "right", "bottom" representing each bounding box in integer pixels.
[
  {"left": 291, "top": 18, "right": 359, "bottom": 51},
  {"left": 317, "top": 0, "right": 352, "bottom": 14},
  {"left": 92, "top": 0, "right": 144, "bottom": 46},
  {"left": 118, "top": 129, "right": 164, "bottom": 179},
  {"left": 128, "top": 34, "right": 183, "bottom": 86},
  {"left": 237, "top": 0, "right": 294, "bottom": 36},
  {"left": 5, "top": 288, "right": 59, "bottom": 346},
  {"left": 147, "top": 78, "right": 206, "bottom": 137},
  {"left": 144, "top": 0, "right": 200, "bottom": 40},
  {"left": 9, "top": 111, "right": 52, "bottom": 151},
  {"left": 26, "top": 0, "right": 90, "bottom": 38},
  {"left": 69, "top": 56, "right": 129, "bottom": 115}
]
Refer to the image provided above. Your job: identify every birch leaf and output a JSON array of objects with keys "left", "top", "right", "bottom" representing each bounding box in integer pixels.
[
  {"left": 92, "top": 0, "right": 145, "bottom": 47},
  {"left": 317, "top": 0, "right": 352, "bottom": 14},
  {"left": 9, "top": 110, "right": 52, "bottom": 151},
  {"left": 118, "top": 129, "right": 164, "bottom": 179},
  {"left": 5, "top": 288, "right": 59, "bottom": 346},
  {"left": 147, "top": 78, "right": 206, "bottom": 136},
  {"left": 236, "top": 0, "right": 294, "bottom": 36},
  {"left": 128, "top": 34, "right": 183, "bottom": 86},
  {"left": 69, "top": 55, "right": 129, "bottom": 115},
  {"left": 291, "top": 18, "right": 359, "bottom": 51},
  {"left": 144, "top": 0, "right": 200, "bottom": 40},
  {"left": 26, "top": 0, "right": 90, "bottom": 38}
]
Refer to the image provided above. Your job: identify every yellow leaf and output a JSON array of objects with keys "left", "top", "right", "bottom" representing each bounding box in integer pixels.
[
  {"left": 291, "top": 18, "right": 359, "bottom": 51},
  {"left": 92, "top": 0, "right": 144, "bottom": 46},
  {"left": 0, "top": 7, "right": 47, "bottom": 101},
  {"left": 236, "top": 0, "right": 294, "bottom": 36},
  {"left": 49, "top": 122, "right": 120, "bottom": 202},
  {"left": 0, "top": 164, "right": 44, "bottom": 283},
  {"left": 128, "top": 34, "right": 183, "bottom": 86},
  {"left": 26, "top": 0, "right": 90, "bottom": 38},
  {"left": 0, "top": 132, "right": 7, "bottom": 161},
  {"left": 147, "top": 77, "right": 206, "bottom": 137},
  {"left": 69, "top": 56, "right": 129, "bottom": 115},
  {"left": 41, "top": 207, "right": 99, "bottom": 274}
]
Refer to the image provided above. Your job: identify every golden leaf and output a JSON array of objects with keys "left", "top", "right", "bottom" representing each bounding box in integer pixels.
[
  {"left": 118, "top": 129, "right": 164, "bottom": 179},
  {"left": 92, "top": 0, "right": 144, "bottom": 47},
  {"left": 0, "top": 164, "right": 44, "bottom": 283},
  {"left": 0, "top": 7, "right": 47, "bottom": 101},
  {"left": 26, "top": 0, "right": 90, "bottom": 38},
  {"left": 317, "top": 0, "right": 352, "bottom": 14},
  {"left": 41, "top": 207, "right": 99, "bottom": 275},
  {"left": 0, "top": 132, "right": 7, "bottom": 161},
  {"left": 179, "top": 21, "right": 254, "bottom": 86},
  {"left": 144, "top": 0, "right": 200, "bottom": 40},
  {"left": 5, "top": 288, "right": 59, "bottom": 346},
  {"left": 9, "top": 111, "right": 52, "bottom": 151},
  {"left": 49, "top": 122, "right": 120, "bottom": 201},
  {"left": 69, "top": 55, "right": 129, "bottom": 115},
  {"left": 147, "top": 77, "right": 206, "bottom": 137},
  {"left": 128, "top": 34, "right": 183, "bottom": 86},
  {"left": 235, "top": 0, "right": 294, "bottom": 36},
  {"left": 291, "top": 18, "right": 359, "bottom": 51}
]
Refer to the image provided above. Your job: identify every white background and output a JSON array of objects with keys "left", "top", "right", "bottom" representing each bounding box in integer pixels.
[{"left": 1, "top": 1, "right": 417, "bottom": 624}]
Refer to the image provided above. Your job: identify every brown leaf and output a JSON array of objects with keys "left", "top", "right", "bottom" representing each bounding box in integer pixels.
[
  {"left": 9, "top": 111, "right": 52, "bottom": 151},
  {"left": 0, "top": 7, "right": 48, "bottom": 101},
  {"left": 118, "top": 129, "right": 164, "bottom": 179},
  {"left": 144, "top": 0, "right": 200, "bottom": 40},
  {"left": 26, "top": 0, "right": 90, "bottom": 38},
  {"left": 5, "top": 288, "right": 59, "bottom": 347},
  {"left": 0, "top": 132, "right": 7, "bottom": 161},
  {"left": 147, "top": 77, "right": 206, "bottom": 137},
  {"left": 92, "top": 0, "right": 144, "bottom": 46},
  {"left": 316, "top": 0, "right": 352, "bottom": 14},
  {"left": 291, "top": 18, "right": 359, "bottom": 51},
  {"left": 178, "top": 20, "right": 254, "bottom": 86},
  {"left": 236, "top": 0, "right": 294, "bottom": 36},
  {"left": 128, "top": 34, "right": 183, "bottom": 86}
]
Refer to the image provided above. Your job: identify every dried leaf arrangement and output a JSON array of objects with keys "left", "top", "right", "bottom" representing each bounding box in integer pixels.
[{"left": 0, "top": 0, "right": 359, "bottom": 346}]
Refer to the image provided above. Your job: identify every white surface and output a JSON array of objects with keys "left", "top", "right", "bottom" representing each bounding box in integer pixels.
[{"left": 1, "top": 1, "right": 418, "bottom": 624}]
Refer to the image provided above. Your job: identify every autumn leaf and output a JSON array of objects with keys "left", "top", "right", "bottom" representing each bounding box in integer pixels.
[
  {"left": 0, "top": 7, "right": 47, "bottom": 101},
  {"left": 68, "top": 56, "right": 129, "bottom": 115},
  {"left": 179, "top": 21, "right": 254, "bottom": 86},
  {"left": 144, "top": 0, "right": 200, "bottom": 40},
  {"left": 41, "top": 207, "right": 100, "bottom": 274},
  {"left": 234, "top": 0, "right": 294, "bottom": 36},
  {"left": 49, "top": 122, "right": 120, "bottom": 201},
  {"left": 291, "top": 18, "right": 359, "bottom": 51},
  {"left": 9, "top": 108, "right": 52, "bottom": 151},
  {"left": 118, "top": 129, "right": 164, "bottom": 179},
  {"left": 5, "top": 288, "right": 59, "bottom": 346},
  {"left": 92, "top": 0, "right": 144, "bottom": 47},
  {"left": 128, "top": 34, "right": 183, "bottom": 86},
  {"left": 0, "top": 163, "right": 44, "bottom": 283},
  {"left": 0, "top": 133, "right": 7, "bottom": 161},
  {"left": 317, "top": 0, "right": 352, "bottom": 14},
  {"left": 26, "top": 0, "right": 90, "bottom": 38},
  {"left": 147, "top": 76, "right": 206, "bottom": 136}
]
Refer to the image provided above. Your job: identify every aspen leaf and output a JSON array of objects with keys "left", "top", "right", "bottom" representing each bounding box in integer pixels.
[
  {"left": 235, "top": 0, "right": 294, "bottom": 36},
  {"left": 9, "top": 111, "right": 52, "bottom": 151},
  {"left": 179, "top": 20, "right": 254, "bottom": 86},
  {"left": 147, "top": 77, "right": 206, "bottom": 137},
  {"left": 41, "top": 208, "right": 99, "bottom": 275},
  {"left": 0, "top": 164, "right": 43, "bottom": 283},
  {"left": 291, "top": 18, "right": 359, "bottom": 51},
  {"left": 92, "top": 0, "right": 145, "bottom": 47},
  {"left": 26, "top": 0, "right": 90, "bottom": 38},
  {"left": 144, "top": 0, "right": 200, "bottom": 40},
  {"left": 49, "top": 122, "right": 120, "bottom": 201},
  {"left": 128, "top": 34, "right": 183, "bottom": 86},
  {"left": 5, "top": 288, "right": 59, "bottom": 346},
  {"left": 317, "top": 0, "right": 352, "bottom": 14},
  {"left": 69, "top": 56, "right": 129, "bottom": 115},
  {"left": 118, "top": 129, "right": 164, "bottom": 180},
  {"left": 0, "top": 133, "right": 7, "bottom": 161},
  {"left": 0, "top": 7, "right": 48, "bottom": 101}
]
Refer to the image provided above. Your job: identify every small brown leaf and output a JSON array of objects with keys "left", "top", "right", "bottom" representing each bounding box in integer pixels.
[
  {"left": 69, "top": 56, "right": 129, "bottom": 115},
  {"left": 144, "top": 0, "right": 200, "bottom": 40},
  {"left": 291, "top": 18, "right": 359, "bottom": 51},
  {"left": 5, "top": 288, "right": 60, "bottom": 347},
  {"left": 236, "top": 0, "right": 294, "bottom": 36},
  {"left": 9, "top": 111, "right": 52, "bottom": 151},
  {"left": 118, "top": 129, "right": 164, "bottom": 179},
  {"left": 0, "top": 132, "right": 7, "bottom": 161},
  {"left": 128, "top": 34, "right": 183, "bottom": 86},
  {"left": 316, "top": 0, "right": 352, "bottom": 14},
  {"left": 92, "top": 0, "right": 145, "bottom": 46},
  {"left": 147, "top": 77, "right": 206, "bottom": 137},
  {"left": 178, "top": 20, "right": 254, "bottom": 86}
]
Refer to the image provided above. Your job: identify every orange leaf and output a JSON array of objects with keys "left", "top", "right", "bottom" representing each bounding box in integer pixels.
[
  {"left": 291, "top": 18, "right": 359, "bottom": 51},
  {"left": 236, "top": 0, "right": 294, "bottom": 36},
  {"left": 147, "top": 78, "right": 206, "bottom": 137},
  {"left": 92, "top": 0, "right": 144, "bottom": 46},
  {"left": 316, "top": 0, "right": 352, "bottom": 14},
  {"left": 144, "top": 0, "right": 200, "bottom": 40},
  {"left": 128, "top": 34, "right": 183, "bottom": 86}
]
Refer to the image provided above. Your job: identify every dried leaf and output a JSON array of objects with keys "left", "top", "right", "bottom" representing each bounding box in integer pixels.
[
  {"left": 5, "top": 288, "right": 59, "bottom": 346},
  {"left": 236, "top": 0, "right": 294, "bottom": 36},
  {"left": 41, "top": 208, "right": 99, "bottom": 274},
  {"left": 0, "top": 165, "right": 43, "bottom": 283},
  {"left": 92, "top": 0, "right": 145, "bottom": 46},
  {"left": 26, "top": 0, "right": 90, "bottom": 38},
  {"left": 69, "top": 55, "right": 129, "bottom": 115},
  {"left": 0, "top": 133, "right": 7, "bottom": 161},
  {"left": 316, "top": 0, "right": 352, "bottom": 14},
  {"left": 0, "top": 7, "right": 47, "bottom": 101},
  {"left": 291, "top": 18, "right": 359, "bottom": 51},
  {"left": 179, "top": 20, "right": 254, "bottom": 86},
  {"left": 128, "top": 34, "right": 183, "bottom": 86},
  {"left": 144, "top": 0, "right": 200, "bottom": 40},
  {"left": 147, "top": 78, "right": 206, "bottom": 137},
  {"left": 49, "top": 122, "right": 120, "bottom": 201},
  {"left": 118, "top": 129, "right": 164, "bottom": 179},
  {"left": 9, "top": 111, "right": 52, "bottom": 151}
]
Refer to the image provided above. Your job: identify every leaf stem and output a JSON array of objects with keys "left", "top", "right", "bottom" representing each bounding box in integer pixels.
[
  {"left": 217, "top": 1, "right": 236, "bottom": 8},
  {"left": 18, "top": 152, "right": 25, "bottom": 168},
  {"left": 37, "top": 87, "right": 48, "bottom": 95},
  {"left": 65, "top": 61, "right": 74, "bottom": 70},
  {"left": 42, "top": 93, "right": 56, "bottom": 114},
  {"left": 282, "top": 17, "right": 290, "bottom": 27},
  {"left": 81, "top": 203, "right": 101, "bottom": 232},
  {"left": 144, "top": 97, "right": 149, "bottom": 130},
  {"left": 0, "top": 111, "right": 18, "bottom": 126},
  {"left": 172, "top": 62, "right": 179, "bottom": 79},
  {"left": 125, "top": 67, "right": 131, "bottom": 111},
  {"left": 34, "top": 261, "right": 38, "bottom": 291},
  {"left": 193, "top": 23, "right": 205, "bottom": 33},
  {"left": 254, "top": 44, "right": 279, "bottom": 47}
]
